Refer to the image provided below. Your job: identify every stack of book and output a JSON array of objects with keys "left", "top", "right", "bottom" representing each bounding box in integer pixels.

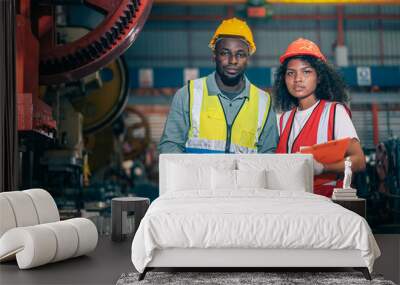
[{"left": 332, "top": 188, "right": 358, "bottom": 200}]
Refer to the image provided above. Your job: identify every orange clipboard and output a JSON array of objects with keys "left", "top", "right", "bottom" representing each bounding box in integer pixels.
[{"left": 299, "top": 137, "right": 351, "bottom": 164}]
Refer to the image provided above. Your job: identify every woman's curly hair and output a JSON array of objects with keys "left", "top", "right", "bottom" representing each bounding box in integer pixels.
[{"left": 273, "top": 55, "right": 348, "bottom": 113}]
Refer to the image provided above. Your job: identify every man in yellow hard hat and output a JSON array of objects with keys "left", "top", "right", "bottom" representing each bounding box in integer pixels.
[{"left": 159, "top": 18, "right": 278, "bottom": 153}]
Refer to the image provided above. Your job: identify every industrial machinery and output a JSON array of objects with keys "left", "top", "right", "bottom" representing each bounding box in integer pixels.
[
  {"left": 40, "top": 53, "right": 130, "bottom": 214},
  {"left": 17, "top": 0, "right": 152, "bottom": 135},
  {"left": 39, "top": 0, "right": 153, "bottom": 85},
  {"left": 16, "top": 0, "right": 153, "bottom": 215},
  {"left": 355, "top": 137, "right": 400, "bottom": 233},
  {"left": 122, "top": 106, "right": 151, "bottom": 161},
  {"left": 40, "top": 27, "right": 157, "bottom": 213}
]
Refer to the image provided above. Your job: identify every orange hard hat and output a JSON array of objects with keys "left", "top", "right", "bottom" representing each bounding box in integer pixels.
[
  {"left": 209, "top": 18, "right": 256, "bottom": 55},
  {"left": 279, "top": 38, "right": 326, "bottom": 64}
]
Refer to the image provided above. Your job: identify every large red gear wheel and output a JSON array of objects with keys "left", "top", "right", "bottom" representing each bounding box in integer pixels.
[{"left": 39, "top": 0, "right": 152, "bottom": 85}]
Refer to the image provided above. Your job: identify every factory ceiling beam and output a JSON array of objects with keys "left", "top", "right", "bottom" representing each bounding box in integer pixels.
[
  {"left": 149, "top": 13, "right": 400, "bottom": 21},
  {"left": 155, "top": 0, "right": 400, "bottom": 4}
]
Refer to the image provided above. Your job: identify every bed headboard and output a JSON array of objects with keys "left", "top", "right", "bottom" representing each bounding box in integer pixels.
[{"left": 159, "top": 154, "right": 314, "bottom": 195}]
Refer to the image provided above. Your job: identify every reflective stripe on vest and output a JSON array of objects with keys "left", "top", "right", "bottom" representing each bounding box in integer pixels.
[
  {"left": 278, "top": 100, "right": 335, "bottom": 153},
  {"left": 316, "top": 101, "right": 334, "bottom": 144},
  {"left": 187, "top": 78, "right": 204, "bottom": 140},
  {"left": 279, "top": 111, "right": 291, "bottom": 136},
  {"left": 185, "top": 77, "right": 271, "bottom": 154}
]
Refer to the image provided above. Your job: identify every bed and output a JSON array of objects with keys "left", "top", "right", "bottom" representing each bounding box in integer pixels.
[{"left": 131, "top": 154, "right": 380, "bottom": 280}]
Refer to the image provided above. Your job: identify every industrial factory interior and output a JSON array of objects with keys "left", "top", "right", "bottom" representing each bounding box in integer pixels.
[{"left": 0, "top": 0, "right": 400, "bottom": 284}]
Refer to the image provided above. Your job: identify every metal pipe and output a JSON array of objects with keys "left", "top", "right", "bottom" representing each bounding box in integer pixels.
[
  {"left": 125, "top": 54, "right": 400, "bottom": 60},
  {"left": 336, "top": 5, "right": 345, "bottom": 46},
  {"left": 155, "top": 0, "right": 400, "bottom": 4},
  {"left": 378, "top": 6, "right": 385, "bottom": 65},
  {"left": 36, "top": 0, "right": 84, "bottom": 5},
  {"left": 149, "top": 13, "right": 400, "bottom": 22},
  {"left": 149, "top": 15, "right": 223, "bottom": 21},
  {"left": 371, "top": 103, "right": 379, "bottom": 146},
  {"left": 186, "top": 6, "right": 193, "bottom": 67},
  {"left": 227, "top": 5, "right": 234, "bottom": 18},
  {"left": 345, "top": 14, "right": 400, "bottom": 20},
  {"left": 316, "top": 6, "right": 321, "bottom": 45}
]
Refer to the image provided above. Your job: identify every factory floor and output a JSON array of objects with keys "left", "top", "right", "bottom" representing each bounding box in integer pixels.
[
  {"left": 1, "top": 235, "right": 399, "bottom": 285},
  {"left": 0, "top": 236, "right": 133, "bottom": 285}
]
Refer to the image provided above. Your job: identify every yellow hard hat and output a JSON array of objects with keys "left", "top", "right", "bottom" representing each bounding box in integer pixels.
[{"left": 209, "top": 18, "right": 256, "bottom": 55}]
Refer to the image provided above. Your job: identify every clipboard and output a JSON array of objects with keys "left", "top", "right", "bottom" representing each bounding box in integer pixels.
[{"left": 299, "top": 137, "right": 351, "bottom": 164}]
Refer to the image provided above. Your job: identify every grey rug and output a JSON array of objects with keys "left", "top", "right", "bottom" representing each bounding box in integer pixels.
[{"left": 117, "top": 271, "right": 396, "bottom": 285}]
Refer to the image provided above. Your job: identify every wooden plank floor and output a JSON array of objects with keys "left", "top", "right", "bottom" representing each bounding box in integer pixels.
[{"left": 0, "top": 236, "right": 133, "bottom": 285}]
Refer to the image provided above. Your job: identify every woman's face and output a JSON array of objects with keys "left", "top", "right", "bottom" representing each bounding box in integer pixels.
[{"left": 284, "top": 58, "right": 318, "bottom": 102}]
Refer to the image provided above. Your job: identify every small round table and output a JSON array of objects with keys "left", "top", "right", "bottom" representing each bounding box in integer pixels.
[{"left": 111, "top": 197, "right": 150, "bottom": 242}]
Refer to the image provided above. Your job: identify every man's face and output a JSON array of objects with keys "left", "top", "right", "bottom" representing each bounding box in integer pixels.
[{"left": 213, "top": 37, "right": 250, "bottom": 85}]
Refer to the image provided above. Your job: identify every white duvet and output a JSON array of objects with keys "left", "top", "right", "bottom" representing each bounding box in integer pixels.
[{"left": 131, "top": 190, "right": 380, "bottom": 273}]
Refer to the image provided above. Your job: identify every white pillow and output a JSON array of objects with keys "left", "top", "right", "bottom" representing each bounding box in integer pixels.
[
  {"left": 265, "top": 168, "right": 307, "bottom": 191},
  {"left": 237, "top": 158, "right": 309, "bottom": 192},
  {"left": 211, "top": 169, "right": 268, "bottom": 190},
  {"left": 211, "top": 168, "right": 236, "bottom": 190},
  {"left": 167, "top": 162, "right": 211, "bottom": 191},
  {"left": 236, "top": 169, "right": 267, "bottom": 189},
  {"left": 166, "top": 158, "right": 236, "bottom": 192}
]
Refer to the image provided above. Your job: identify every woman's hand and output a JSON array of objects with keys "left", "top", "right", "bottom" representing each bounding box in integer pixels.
[
  {"left": 313, "top": 159, "right": 324, "bottom": 175},
  {"left": 322, "top": 138, "right": 366, "bottom": 174}
]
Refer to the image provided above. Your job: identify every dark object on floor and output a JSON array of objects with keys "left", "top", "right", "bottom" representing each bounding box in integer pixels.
[
  {"left": 117, "top": 271, "right": 394, "bottom": 285},
  {"left": 111, "top": 197, "right": 150, "bottom": 242},
  {"left": 354, "top": 267, "right": 372, "bottom": 280}
]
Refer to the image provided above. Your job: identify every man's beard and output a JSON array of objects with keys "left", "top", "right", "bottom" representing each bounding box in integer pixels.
[{"left": 216, "top": 66, "right": 244, "bottom": 86}]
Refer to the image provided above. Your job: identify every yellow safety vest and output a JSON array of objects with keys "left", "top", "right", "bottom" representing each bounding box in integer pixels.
[{"left": 185, "top": 77, "right": 271, "bottom": 153}]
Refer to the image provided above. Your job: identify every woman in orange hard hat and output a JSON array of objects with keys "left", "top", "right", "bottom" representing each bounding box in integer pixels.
[{"left": 274, "top": 38, "right": 366, "bottom": 197}]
